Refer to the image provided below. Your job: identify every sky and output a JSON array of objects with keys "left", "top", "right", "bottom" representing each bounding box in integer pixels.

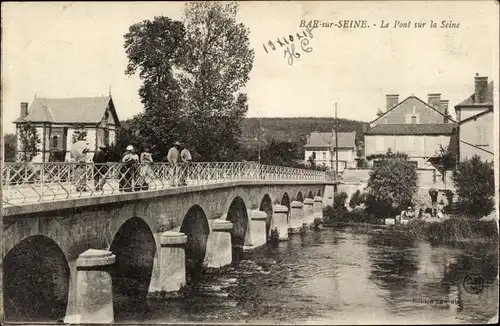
[{"left": 1, "top": 1, "right": 499, "bottom": 135}]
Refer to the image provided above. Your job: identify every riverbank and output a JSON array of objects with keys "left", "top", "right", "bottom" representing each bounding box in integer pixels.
[{"left": 324, "top": 212, "right": 499, "bottom": 245}]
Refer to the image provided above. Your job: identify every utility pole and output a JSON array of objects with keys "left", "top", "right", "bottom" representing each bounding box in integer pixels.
[
  {"left": 258, "top": 118, "right": 262, "bottom": 164},
  {"left": 335, "top": 103, "right": 339, "bottom": 179}
]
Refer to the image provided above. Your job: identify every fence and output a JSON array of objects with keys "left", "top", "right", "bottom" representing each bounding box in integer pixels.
[{"left": 2, "top": 162, "right": 329, "bottom": 206}]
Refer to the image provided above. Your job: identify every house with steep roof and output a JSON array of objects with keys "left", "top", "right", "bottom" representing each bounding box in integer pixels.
[
  {"left": 364, "top": 92, "right": 457, "bottom": 168},
  {"left": 14, "top": 96, "right": 120, "bottom": 162},
  {"left": 304, "top": 131, "right": 357, "bottom": 172},
  {"left": 455, "top": 73, "right": 494, "bottom": 162}
]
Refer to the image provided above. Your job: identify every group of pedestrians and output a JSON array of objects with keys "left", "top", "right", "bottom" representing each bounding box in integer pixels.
[
  {"left": 89, "top": 141, "right": 192, "bottom": 192},
  {"left": 72, "top": 140, "right": 192, "bottom": 192},
  {"left": 167, "top": 141, "right": 192, "bottom": 186}
]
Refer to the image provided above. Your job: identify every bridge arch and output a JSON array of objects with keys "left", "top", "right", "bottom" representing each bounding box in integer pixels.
[
  {"left": 226, "top": 196, "right": 249, "bottom": 261},
  {"left": 259, "top": 194, "right": 273, "bottom": 241},
  {"left": 180, "top": 205, "right": 210, "bottom": 284},
  {"left": 307, "top": 190, "right": 314, "bottom": 199},
  {"left": 296, "top": 191, "right": 304, "bottom": 202},
  {"left": 3, "top": 235, "right": 70, "bottom": 323},
  {"left": 109, "top": 216, "right": 156, "bottom": 315}
]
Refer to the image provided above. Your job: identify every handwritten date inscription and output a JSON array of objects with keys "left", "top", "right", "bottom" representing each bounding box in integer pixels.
[{"left": 263, "top": 27, "right": 315, "bottom": 66}]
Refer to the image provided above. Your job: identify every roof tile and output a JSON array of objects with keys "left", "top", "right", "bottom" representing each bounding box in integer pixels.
[
  {"left": 16, "top": 96, "right": 111, "bottom": 124},
  {"left": 365, "top": 124, "right": 456, "bottom": 135}
]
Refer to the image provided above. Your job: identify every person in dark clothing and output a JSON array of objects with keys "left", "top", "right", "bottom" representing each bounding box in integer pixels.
[
  {"left": 429, "top": 188, "right": 439, "bottom": 207},
  {"left": 93, "top": 146, "right": 109, "bottom": 190}
]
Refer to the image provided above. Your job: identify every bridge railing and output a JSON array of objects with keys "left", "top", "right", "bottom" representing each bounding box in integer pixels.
[{"left": 2, "top": 162, "right": 328, "bottom": 206}]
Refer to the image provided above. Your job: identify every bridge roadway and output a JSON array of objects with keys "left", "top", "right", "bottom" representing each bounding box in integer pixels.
[{"left": 1, "top": 161, "right": 336, "bottom": 324}]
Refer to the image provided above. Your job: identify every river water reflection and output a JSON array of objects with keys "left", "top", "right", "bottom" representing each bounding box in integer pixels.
[{"left": 120, "top": 225, "right": 498, "bottom": 324}]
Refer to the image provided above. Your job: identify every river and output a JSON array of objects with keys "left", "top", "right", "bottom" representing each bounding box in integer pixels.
[{"left": 119, "top": 224, "right": 498, "bottom": 324}]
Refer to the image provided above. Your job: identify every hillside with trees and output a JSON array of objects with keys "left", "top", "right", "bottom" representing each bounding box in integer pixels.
[{"left": 240, "top": 117, "right": 369, "bottom": 148}]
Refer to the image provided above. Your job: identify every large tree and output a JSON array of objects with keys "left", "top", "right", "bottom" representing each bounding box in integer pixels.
[
  {"left": 4, "top": 133, "right": 17, "bottom": 162},
  {"left": 179, "top": 2, "right": 254, "bottom": 161},
  {"left": 18, "top": 123, "right": 41, "bottom": 162},
  {"left": 123, "top": 16, "right": 187, "bottom": 159},
  {"left": 366, "top": 150, "right": 418, "bottom": 217}
]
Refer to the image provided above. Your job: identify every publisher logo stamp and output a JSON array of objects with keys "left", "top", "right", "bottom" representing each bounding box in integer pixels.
[{"left": 463, "top": 273, "right": 484, "bottom": 294}]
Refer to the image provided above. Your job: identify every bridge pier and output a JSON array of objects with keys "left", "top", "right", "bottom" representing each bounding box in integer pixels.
[
  {"left": 313, "top": 196, "right": 324, "bottom": 228},
  {"left": 158, "top": 231, "right": 187, "bottom": 292},
  {"left": 244, "top": 210, "right": 268, "bottom": 251},
  {"left": 289, "top": 201, "right": 304, "bottom": 234},
  {"left": 65, "top": 249, "right": 115, "bottom": 324},
  {"left": 205, "top": 219, "right": 233, "bottom": 268},
  {"left": 273, "top": 205, "right": 289, "bottom": 241},
  {"left": 303, "top": 198, "right": 314, "bottom": 227},
  {"left": 314, "top": 196, "right": 324, "bottom": 219}
]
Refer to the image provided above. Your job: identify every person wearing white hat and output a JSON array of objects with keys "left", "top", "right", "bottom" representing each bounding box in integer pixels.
[
  {"left": 120, "top": 145, "right": 139, "bottom": 192},
  {"left": 71, "top": 140, "right": 90, "bottom": 192}
]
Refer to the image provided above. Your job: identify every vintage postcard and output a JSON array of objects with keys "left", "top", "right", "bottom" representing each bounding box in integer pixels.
[{"left": 1, "top": 1, "right": 499, "bottom": 325}]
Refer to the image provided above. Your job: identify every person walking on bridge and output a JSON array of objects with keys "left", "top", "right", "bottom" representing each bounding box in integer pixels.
[
  {"left": 93, "top": 145, "right": 109, "bottom": 191},
  {"left": 120, "top": 145, "right": 139, "bottom": 192},
  {"left": 71, "top": 141, "right": 90, "bottom": 192},
  {"left": 167, "top": 141, "right": 182, "bottom": 186},
  {"left": 138, "top": 146, "right": 154, "bottom": 190},
  {"left": 180, "top": 143, "right": 192, "bottom": 186}
]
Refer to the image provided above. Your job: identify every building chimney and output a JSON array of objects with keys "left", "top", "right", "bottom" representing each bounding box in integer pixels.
[
  {"left": 20, "top": 102, "right": 29, "bottom": 119},
  {"left": 386, "top": 94, "right": 399, "bottom": 111},
  {"left": 474, "top": 73, "right": 488, "bottom": 104},
  {"left": 440, "top": 100, "right": 450, "bottom": 123},
  {"left": 427, "top": 93, "right": 441, "bottom": 110}
]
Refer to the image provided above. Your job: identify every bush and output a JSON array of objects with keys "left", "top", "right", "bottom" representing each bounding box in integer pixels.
[
  {"left": 323, "top": 205, "right": 335, "bottom": 218},
  {"left": 349, "top": 190, "right": 360, "bottom": 208},
  {"left": 333, "top": 191, "right": 348, "bottom": 210},
  {"left": 366, "top": 150, "right": 418, "bottom": 217},
  {"left": 453, "top": 155, "right": 494, "bottom": 218},
  {"left": 400, "top": 217, "right": 498, "bottom": 244}
]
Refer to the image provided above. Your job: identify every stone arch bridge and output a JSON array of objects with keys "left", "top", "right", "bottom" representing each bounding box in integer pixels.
[{"left": 1, "top": 161, "right": 334, "bottom": 324}]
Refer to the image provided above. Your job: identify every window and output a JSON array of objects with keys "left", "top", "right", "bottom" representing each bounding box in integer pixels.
[
  {"left": 51, "top": 135, "right": 59, "bottom": 148},
  {"left": 322, "top": 152, "right": 326, "bottom": 160},
  {"left": 411, "top": 116, "right": 417, "bottom": 124},
  {"left": 104, "top": 129, "right": 110, "bottom": 146}
]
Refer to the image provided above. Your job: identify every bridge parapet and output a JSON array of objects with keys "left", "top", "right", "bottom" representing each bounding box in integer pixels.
[{"left": 2, "top": 162, "right": 330, "bottom": 206}]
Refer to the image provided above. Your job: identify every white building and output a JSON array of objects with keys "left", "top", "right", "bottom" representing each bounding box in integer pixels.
[
  {"left": 304, "top": 131, "right": 357, "bottom": 172},
  {"left": 14, "top": 96, "right": 120, "bottom": 162}
]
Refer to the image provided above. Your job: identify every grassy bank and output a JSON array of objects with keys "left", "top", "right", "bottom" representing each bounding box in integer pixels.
[
  {"left": 323, "top": 207, "right": 498, "bottom": 245},
  {"left": 397, "top": 217, "right": 499, "bottom": 245}
]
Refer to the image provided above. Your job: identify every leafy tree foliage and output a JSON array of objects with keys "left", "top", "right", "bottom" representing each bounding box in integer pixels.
[
  {"left": 18, "top": 124, "right": 41, "bottom": 162},
  {"left": 453, "top": 155, "right": 494, "bottom": 218},
  {"left": 366, "top": 150, "right": 418, "bottom": 217},
  {"left": 349, "top": 189, "right": 367, "bottom": 209},
  {"left": 431, "top": 144, "right": 456, "bottom": 182},
  {"left": 334, "top": 191, "right": 348, "bottom": 210},
  {"left": 72, "top": 124, "right": 87, "bottom": 143},
  {"left": 123, "top": 16, "right": 186, "bottom": 160},
  {"left": 3, "top": 133, "right": 16, "bottom": 162},
  {"left": 121, "top": 3, "right": 254, "bottom": 162},
  {"left": 178, "top": 1, "right": 254, "bottom": 161}
]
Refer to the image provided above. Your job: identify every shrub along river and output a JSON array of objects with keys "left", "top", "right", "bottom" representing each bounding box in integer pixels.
[{"left": 119, "top": 224, "right": 498, "bottom": 324}]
